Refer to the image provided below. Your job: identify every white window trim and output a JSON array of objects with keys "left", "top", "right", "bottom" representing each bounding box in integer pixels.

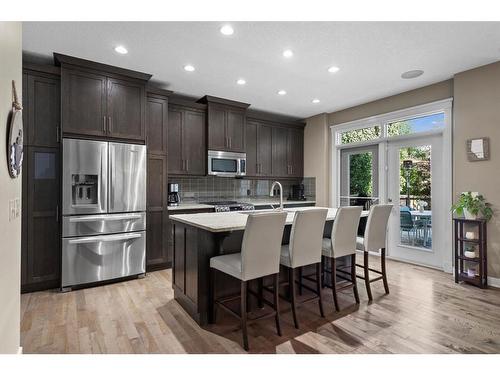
[{"left": 330, "top": 98, "right": 453, "bottom": 273}]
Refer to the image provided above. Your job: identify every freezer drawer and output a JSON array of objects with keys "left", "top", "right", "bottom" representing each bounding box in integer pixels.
[
  {"left": 62, "top": 231, "right": 146, "bottom": 288},
  {"left": 109, "top": 142, "right": 146, "bottom": 213},
  {"left": 63, "top": 212, "right": 146, "bottom": 237},
  {"left": 63, "top": 139, "right": 108, "bottom": 215}
]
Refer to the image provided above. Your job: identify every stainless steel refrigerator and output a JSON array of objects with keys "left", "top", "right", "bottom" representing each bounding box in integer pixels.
[{"left": 61, "top": 138, "right": 146, "bottom": 290}]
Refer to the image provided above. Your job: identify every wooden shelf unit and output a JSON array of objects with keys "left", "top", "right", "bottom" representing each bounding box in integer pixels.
[{"left": 454, "top": 217, "right": 487, "bottom": 288}]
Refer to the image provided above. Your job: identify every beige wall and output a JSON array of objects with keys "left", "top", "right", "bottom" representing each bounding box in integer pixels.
[
  {"left": 304, "top": 65, "right": 500, "bottom": 279},
  {"left": 329, "top": 80, "right": 454, "bottom": 125},
  {"left": 454, "top": 62, "right": 500, "bottom": 279},
  {"left": 304, "top": 113, "right": 329, "bottom": 206},
  {"left": 0, "top": 22, "right": 22, "bottom": 354}
]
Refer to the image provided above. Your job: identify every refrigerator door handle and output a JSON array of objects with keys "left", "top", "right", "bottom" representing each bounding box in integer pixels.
[
  {"left": 68, "top": 214, "right": 143, "bottom": 223},
  {"left": 109, "top": 145, "right": 115, "bottom": 211},
  {"left": 67, "top": 233, "right": 142, "bottom": 245}
]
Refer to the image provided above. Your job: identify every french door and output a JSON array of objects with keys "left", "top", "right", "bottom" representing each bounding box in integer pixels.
[{"left": 387, "top": 134, "right": 445, "bottom": 268}]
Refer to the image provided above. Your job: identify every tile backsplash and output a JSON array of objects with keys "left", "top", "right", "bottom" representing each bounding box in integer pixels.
[{"left": 169, "top": 176, "right": 315, "bottom": 203}]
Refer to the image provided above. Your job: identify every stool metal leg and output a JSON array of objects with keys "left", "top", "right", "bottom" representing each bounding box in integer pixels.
[
  {"left": 381, "top": 247, "right": 389, "bottom": 294},
  {"left": 316, "top": 262, "right": 325, "bottom": 317},
  {"left": 241, "top": 280, "right": 249, "bottom": 351},
  {"left": 273, "top": 273, "right": 282, "bottom": 336},
  {"left": 351, "top": 254, "right": 360, "bottom": 304},
  {"left": 330, "top": 257, "right": 340, "bottom": 312},
  {"left": 289, "top": 268, "right": 299, "bottom": 329},
  {"left": 363, "top": 251, "right": 373, "bottom": 301}
]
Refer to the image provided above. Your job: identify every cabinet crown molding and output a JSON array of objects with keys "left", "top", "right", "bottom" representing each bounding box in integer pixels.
[
  {"left": 198, "top": 95, "right": 250, "bottom": 109},
  {"left": 54, "top": 53, "right": 152, "bottom": 81}
]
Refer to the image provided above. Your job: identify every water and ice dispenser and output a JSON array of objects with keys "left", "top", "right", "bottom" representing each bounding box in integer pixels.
[{"left": 71, "top": 174, "right": 98, "bottom": 206}]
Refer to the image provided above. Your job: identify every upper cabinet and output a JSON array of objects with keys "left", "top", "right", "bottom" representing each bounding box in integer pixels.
[
  {"left": 199, "top": 96, "right": 249, "bottom": 153},
  {"left": 168, "top": 102, "right": 206, "bottom": 176},
  {"left": 56, "top": 53, "right": 151, "bottom": 142},
  {"left": 146, "top": 89, "right": 171, "bottom": 155},
  {"left": 23, "top": 66, "right": 61, "bottom": 147},
  {"left": 246, "top": 114, "right": 305, "bottom": 179}
]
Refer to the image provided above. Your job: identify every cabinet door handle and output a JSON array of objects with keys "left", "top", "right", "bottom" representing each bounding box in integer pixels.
[
  {"left": 186, "top": 159, "right": 189, "bottom": 171},
  {"left": 229, "top": 137, "right": 232, "bottom": 149},
  {"left": 103, "top": 116, "right": 106, "bottom": 133},
  {"left": 56, "top": 126, "right": 60, "bottom": 143},
  {"left": 55, "top": 205, "right": 59, "bottom": 222},
  {"left": 108, "top": 116, "right": 112, "bottom": 134}
]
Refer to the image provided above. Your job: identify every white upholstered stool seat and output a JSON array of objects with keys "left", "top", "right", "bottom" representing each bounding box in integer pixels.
[
  {"left": 355, "top": 204, "right": 393, "bottom": 301},
  {"left": 210, "top": 253, "right": 243, "bottom": 280},
  {"left": 277, "top": 208, "right": 328, "bottom": 328},
  {"left": 355, "top": 236, "right": 365, "bottom": 251},
  {"left": 321, "top": 206, "right": 362, "bottom": 311},
  {"left": 209, "top": 211, "right": 287, "bottom": 351}
]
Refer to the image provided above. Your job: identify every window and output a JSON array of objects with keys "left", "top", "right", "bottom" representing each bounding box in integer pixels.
[
  {"left": 340, "top": 125, "right": 381, "bottom": 144},
  {"left": 387, "top": 113, "right": 444, "bottom": 137}
]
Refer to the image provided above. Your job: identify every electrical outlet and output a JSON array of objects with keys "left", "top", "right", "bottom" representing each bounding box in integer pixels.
[
  {"left": 15, "top": 198, "right": 20, "bottom": 218},
  {"left": 9, "top": 200, "right": 16, "bottom": 221}
]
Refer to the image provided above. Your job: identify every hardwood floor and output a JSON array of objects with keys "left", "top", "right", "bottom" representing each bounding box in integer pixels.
[{"left": 20, "top": 256, "right": 500, "bottom": 354}]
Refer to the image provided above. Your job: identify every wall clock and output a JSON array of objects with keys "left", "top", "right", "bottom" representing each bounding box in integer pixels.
[{"left": 7, "top": 80, "right": 23, "bottom": 178}]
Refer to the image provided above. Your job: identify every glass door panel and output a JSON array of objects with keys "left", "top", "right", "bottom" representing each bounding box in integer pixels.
[{"left": 340, "top": 145, "right": 379, "bottom": 209}]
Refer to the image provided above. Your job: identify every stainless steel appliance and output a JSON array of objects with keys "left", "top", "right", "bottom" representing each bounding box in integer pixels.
[
  {"left": 61, "top": 138, "right": 146, "bottom": 290},
  {"left": 168, "top": 183, "right": 180, "bottom": 206},
  {"left": 204, "top": 201, "right": 255, "bottom": 213},
  {"left": 208, "top": 150, "right": 246, "bottom": 177}
]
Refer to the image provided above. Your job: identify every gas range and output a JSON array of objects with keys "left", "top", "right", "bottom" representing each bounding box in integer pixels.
[{"left": 203, "top": 201, "right": 255, "bottom": 213}]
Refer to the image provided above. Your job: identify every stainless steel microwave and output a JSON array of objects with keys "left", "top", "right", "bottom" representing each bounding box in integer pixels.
[{"left": 208, "top": 150, "right": 246, "bottom": 177}]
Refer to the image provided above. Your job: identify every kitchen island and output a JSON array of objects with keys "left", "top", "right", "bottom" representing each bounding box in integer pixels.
[{"left": 169, "top": 207, "right": 368, "bottom": 325}]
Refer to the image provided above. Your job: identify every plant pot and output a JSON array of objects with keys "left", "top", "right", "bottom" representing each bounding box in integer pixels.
[{"left": 464, "top": 208, "right": 478, "bottom": 220}]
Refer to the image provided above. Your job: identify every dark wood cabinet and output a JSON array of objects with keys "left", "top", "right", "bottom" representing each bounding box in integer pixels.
[
  {"left": 57, "top": 53, "right": 151, "bottom": 142},
  {"left": 22, "top": 147, "right": 61, "bottom": 292},
  {"left": 272, "top": 126, "right": 289, "bottom": 177},
  {"left": 23, "top": 70, "right": 61, "bottom": 147},
  {"left": 168, "top": 104, "right": 206, "bottom": 176},
  {"left": 61, "top": 68, "right": 108, "bottom": 137},
  {"left": 145, "top": 89, "right": 171, "bottom": 271},
  {"left": 246, "top": 120, "right": 272, "bottom": 177},
  {"left": 107, "top": 78, "right": 146, "bottom": 140},
  {"left": 146, "top": 154, "right": 169, "bottom": 270},
  {"left": 146, "top": 94, "right": 168, "bottom": 154},
  {"left": 287, "top": 128, "right": 304, "bottom": 177},
  {"left": 201, "top": 96, "right": 249, "bottom": 153}
]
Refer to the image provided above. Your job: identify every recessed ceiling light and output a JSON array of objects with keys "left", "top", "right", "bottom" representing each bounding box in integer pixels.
[
  {"left": 220, "top": 25, "right": 234, "bottom": 36},
  {"left": 278, "top": 90, "right": 287, "bottom": 96},
  {"left": 328, "top": 66, "right": 340, "bottom": 73},
  {"left": 184, "top": 65, "right": 195, "bottom": 72},
  {"left": 312, "top": 99, "right": 320, "bottom": 104},
  {"left": 283, "top": 49, "right": 294, "bottom": 58},
  {"left": 401, "top": 69, "right": 424, "bottom": 79},
  {"left": 236, "top": 79, "right": 246, "bottom": 85},
  {"left": 114, "top": 45, "right": 128, "bottom": 55}
]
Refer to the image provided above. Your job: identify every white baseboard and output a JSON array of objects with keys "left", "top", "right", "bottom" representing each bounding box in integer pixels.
[
  {"left": 488, "top": 276, "right": 500, "bottom": 288},
  {"left": 17, "top": 346, "right": 23, "bottom": 355}
]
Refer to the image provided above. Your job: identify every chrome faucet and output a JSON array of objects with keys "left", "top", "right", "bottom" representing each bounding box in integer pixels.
[{"left": 270, "top": 181, "right": 283, "bottom": 211}]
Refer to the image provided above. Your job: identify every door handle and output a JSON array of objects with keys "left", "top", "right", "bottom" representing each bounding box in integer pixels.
[
  {"left": 68, "top": 233, "right": 142, "bottom": 244},
  {"left": 103, "top": 116, "right": 106, "bottom": 133},
  {"left": 69, "top": 214, "right": 143, "bottom": 222},
  {"left": 108, "top": 116, "right": 112, "bottom": 134},
  {"left": 229, "top": 137, "right": 232, "bottom": 149},
  {"left": 185, "top": 159, "right": 189, "bottom": 171}
]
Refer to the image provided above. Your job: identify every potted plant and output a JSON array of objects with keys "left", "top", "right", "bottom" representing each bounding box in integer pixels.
[{"left": 451, "top": 192, "right": 493, "bottom": 221}]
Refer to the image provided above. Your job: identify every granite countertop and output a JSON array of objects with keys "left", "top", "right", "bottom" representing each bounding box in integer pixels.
[
  {"left": 167, "top": 199, "right": 316, "bottom": 211},
  {"left": 169, "top": 207, "right": 368, "bottom": 232}
]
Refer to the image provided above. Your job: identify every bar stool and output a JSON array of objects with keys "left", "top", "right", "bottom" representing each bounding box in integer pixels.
[
  {"left": 355, "top": 204, "right": 393, "bottom": 301},
  {"left": 278, "top": 208, "right": 328, "bottom": 329},
  {"left": 209, "top": 211, "right": 287, "bottom": 351},
  {"left": 321, "top": 206, "right": 362, "bottom": 311}
]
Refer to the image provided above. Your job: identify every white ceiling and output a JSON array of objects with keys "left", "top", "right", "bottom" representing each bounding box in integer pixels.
[{"left": 23, "top": 22, "right": 500, "bottom": 119}]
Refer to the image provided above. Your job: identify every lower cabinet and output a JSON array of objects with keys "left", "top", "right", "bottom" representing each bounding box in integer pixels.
[
  {"left": 146, "top": 154, "right": 170, "bottom": 271},
  {"left": 21, "top": 146, "right": 61, "bottom": 292},
  {"left": 167, "top": 208, "right": 215, "bottom": 269}
]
